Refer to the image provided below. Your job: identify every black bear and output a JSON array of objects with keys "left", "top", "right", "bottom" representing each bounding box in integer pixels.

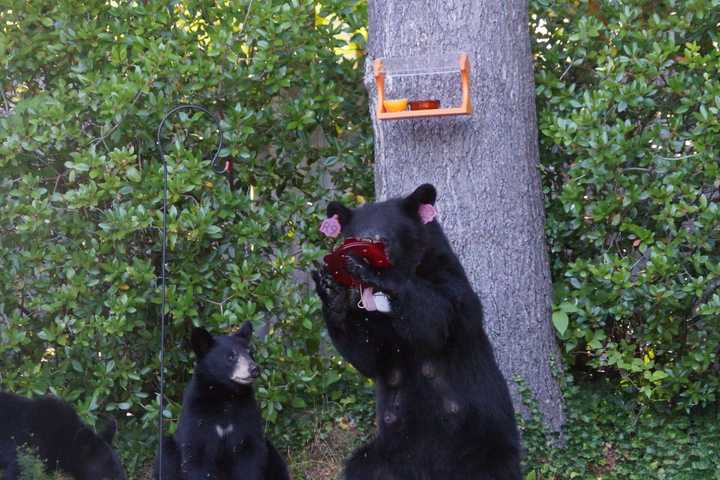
[
  {"left": 153, "top": 321, "right": 290, "bottom": 480},
  {"left": 313, "top": 184, "right": 522, "bottom": 480},
  {"left": 0, "top": 392, "right": 126, "bottom": 480}
]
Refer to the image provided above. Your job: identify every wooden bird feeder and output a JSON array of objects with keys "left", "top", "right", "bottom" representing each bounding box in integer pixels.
[{"left": 373, "top": 53, "right": 472, "bottom": 120}]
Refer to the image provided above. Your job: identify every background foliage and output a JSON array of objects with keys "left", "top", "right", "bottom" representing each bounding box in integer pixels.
[
  {"left": 0, "top": 0, "right": 372, "bottom": 475},
  {"left": 519, "top": 375, "right": 720, "bottom": 479},
  {"left": 1, "top": 0, "right": 719, "bottom": 478},
  {"left": 532, "top": 0, "right": 720, "bottom": 410}
]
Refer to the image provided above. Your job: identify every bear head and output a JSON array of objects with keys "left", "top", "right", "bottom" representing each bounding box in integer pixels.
[
  {"left": 323, "top": 183, "right": 438, "bottom": 276},
  {"left": 191, "top": 321, "right": 261, "bottom": 389}
]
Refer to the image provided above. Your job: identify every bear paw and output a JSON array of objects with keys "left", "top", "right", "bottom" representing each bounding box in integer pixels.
[
  {"left": 312, "top": 267, "right": 350, "bottom": 313},
  {"left": 345, "top": 255, "right": 396, "bottom": 294}
]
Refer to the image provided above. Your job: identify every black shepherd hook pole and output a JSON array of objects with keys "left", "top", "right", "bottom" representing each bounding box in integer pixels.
[{"left": 155, "top": 104, "right": 224, "bottom": 480}]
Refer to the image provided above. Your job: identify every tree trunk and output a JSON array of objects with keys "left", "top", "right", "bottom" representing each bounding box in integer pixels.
[{"left": 364, "top": 0, "right": 564, "bottom": 433}]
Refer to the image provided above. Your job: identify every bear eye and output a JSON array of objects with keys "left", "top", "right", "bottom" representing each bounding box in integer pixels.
[{"left": 227, "top": 352, "right": 236, "bottom": 361}]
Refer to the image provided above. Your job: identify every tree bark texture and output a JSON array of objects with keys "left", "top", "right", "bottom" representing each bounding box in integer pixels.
[{"left": 365, "top": 0, "right": 564, "bottom": 433}]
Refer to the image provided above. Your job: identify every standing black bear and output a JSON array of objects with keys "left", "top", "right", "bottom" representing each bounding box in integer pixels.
[
  {"left": 153, "top": 321, "right": 289, "bottom": 480},
  {"left": 0, "top": 392, "right": 126, "bottom": 480},
  {"left": 313, "top": 184, "right": 521, "bottom": 479}
]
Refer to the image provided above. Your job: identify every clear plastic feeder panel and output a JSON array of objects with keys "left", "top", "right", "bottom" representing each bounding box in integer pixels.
[
  {"left": 383, "top": 72, "right": 462, "bottom": 110},
  {"left": 378, "top": 53, "right": 463, "bottom": 77},
  {"left": 374, "top": 53, "right": 471, "bottom": 119}
]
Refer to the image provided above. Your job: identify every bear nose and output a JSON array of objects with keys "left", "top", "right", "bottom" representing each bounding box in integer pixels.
[{"left": 250, "top": 364, "right": 261, "bottom": 378}]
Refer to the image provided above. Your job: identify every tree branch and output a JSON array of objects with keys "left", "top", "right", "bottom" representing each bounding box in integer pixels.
[{"left": 1, "top": 88, "right": 10, "bottom": 114}]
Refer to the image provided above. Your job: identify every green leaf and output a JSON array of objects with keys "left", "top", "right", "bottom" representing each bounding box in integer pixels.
[
  {"left": 552, "top": 311, "right": 569, "bottom": 336},
  {"left": 206, "top": 225, "right": 222, "bottom": 238},
  {"left": 37, "top": 330, "right": 52, "bottom": 341},
  {"left": 126, "top": 166, "right": 141, "bottom": 182},
  {"left": 559, "top": 302, "right": 582, "bottom": 314}
]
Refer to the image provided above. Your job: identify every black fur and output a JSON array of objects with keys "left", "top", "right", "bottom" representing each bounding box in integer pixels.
[
  {"left": 153, "top": 321, "right": 289, "bottom": 480},
  {"left": 0, "top": 392, "right": 126, "bottom": 480},
  {"left": 313, "top": 184, "right": 521, "bottom": 480}
]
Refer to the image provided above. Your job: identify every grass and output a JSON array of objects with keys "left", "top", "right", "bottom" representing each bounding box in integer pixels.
[
  {"left": 286, "top": 423, "right": 362, "bottom": 480},
  {"left": 9, "top": 421, "right": 363, "bottom": 480},
  {"left": 10, "top": 381, "right": 720, "bottom": 479}
]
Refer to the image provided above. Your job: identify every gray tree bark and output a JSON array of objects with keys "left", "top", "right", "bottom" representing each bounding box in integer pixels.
[{"left": 364, "top": 0, "right": 564, "bottom": 433}]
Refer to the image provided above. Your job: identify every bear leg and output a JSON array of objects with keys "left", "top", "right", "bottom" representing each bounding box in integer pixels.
[
  {"left": 263, "top": 440, "right": 290, "bottom": 480},
  {"left": 344, "top": 443, "right": 405, "bottom": 480},
  {"left": 0, "top": 456, "right": 20, "bottom": 480},
  {"left": 152, "top": 436, "right": 181, "bottom": 480}
]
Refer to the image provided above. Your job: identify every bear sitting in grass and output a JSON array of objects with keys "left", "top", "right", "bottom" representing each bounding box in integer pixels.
[
  {"left": 313, "top": 184, "right": 521, "bottom": 480},
  {"left": 0, "top": 392, "right": 126, "bottom": 480},
  {"left": 153, "top": 321, "right": 289, "bottom": 480}
]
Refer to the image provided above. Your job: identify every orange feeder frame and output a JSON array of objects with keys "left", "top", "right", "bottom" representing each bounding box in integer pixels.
[{"left": 374, "top": 53, "right": 472, "bottom": 120}]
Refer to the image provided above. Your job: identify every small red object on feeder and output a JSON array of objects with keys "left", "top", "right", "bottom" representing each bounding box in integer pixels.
[
  {"left": 323, "top": 238, "right": 391, "bottom": 288},
  {"left": 409, "top": 99, "right": 441, "bottom": 110}
]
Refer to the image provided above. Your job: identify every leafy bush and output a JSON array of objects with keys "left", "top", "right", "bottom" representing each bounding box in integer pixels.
[
  {"left": 532, "top": 0, "right": 720, "bottom": 409},
  {"left": 520, "top": 375, "right": 720, "bottom": 479},
  {"left": 0, "top": 0, "right": 371, "bottom": 473},
  {"left": 15, "top": 448, "right": 55, "bottom": 480}
]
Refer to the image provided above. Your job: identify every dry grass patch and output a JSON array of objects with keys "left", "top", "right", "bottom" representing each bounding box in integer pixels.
[{"left": 287, "top": 417, "right": 365, "bottom": 480}]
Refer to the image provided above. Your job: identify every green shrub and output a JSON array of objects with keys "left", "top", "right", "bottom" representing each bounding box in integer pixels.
[
  {"left": 15, "top": 448, "right": 50, "bottom": 480},
  {"left": 0, "top": 0, "right": 371, "bottom": 472},
  {"left": 520, "top": 375, "right": 720, "bottom": 479},
  {"left": 532, "top": 0, "right": 720, "bottom": 409},
  {"left": 11, "top": 447, "right": 65, "bottom": 480}
]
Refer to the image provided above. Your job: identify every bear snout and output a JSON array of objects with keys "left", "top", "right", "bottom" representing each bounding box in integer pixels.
[{"left": 230, "top": 356, "right": 261, "bottom": 384}]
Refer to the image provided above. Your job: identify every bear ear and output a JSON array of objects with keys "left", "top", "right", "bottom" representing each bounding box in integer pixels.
[
  {"left": 235, "top": 321, "right": 253, "bottom": 340},
  {"left": 406, "top": 183, "right": 437, "bottom": 206},
  {"left": 326, "top": 201, "right": 353, "bottom": 226},
  {"left": 97, "top": 417, "right": 117, "bottom": 444},
  {"left": 403, "top": 184, "right": 438, "bottom": 224},
  {"left": 191, "top": 327, "right": 214, "bottom": 357}
]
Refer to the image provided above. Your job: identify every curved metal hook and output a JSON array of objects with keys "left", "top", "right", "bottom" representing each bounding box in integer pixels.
[
  {"left": 155, "top": 103, "right": 224, "bottom": 480},
  {"left": 156, "top": 103, "right": 225, "bottom": 174}
]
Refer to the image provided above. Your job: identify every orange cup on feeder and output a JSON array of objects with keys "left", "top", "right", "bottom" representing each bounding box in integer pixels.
[{"left": 383, "top": 98, "right": 408, "bottom": 112}]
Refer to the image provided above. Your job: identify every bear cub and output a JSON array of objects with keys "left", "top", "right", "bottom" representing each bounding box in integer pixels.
[
  {"left": 153, "top": 321, "right": 289, "bottom": 480},
  {"left": 0, "top": 392, "right": 126, "bottom": 480},
  {"left": 314, "top": 184, "right": 522, "bottom": 480}
]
